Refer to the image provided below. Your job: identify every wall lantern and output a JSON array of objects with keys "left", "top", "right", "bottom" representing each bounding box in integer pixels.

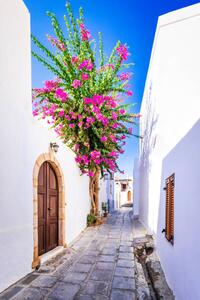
[{"left": 50, "top": 142, "right": 59, "bottom": 153}]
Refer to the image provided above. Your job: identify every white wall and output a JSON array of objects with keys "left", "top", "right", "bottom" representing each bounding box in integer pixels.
[
  {"left": 0, "top": 0, "right": 90, "bottom": 292},
  {"left": 30, "top": 121, "right": 90, "bottom": 245},
  {"left": 114, "top": 180, "right": 133, "bottom": 207},
  {"left": 157, "top": 120, "right": 200, "bottom": 300},
  {"left": 99, "top": 177, "right": 107, "bottom": 214},
  {"left": 133, "top": 158, "right": 139, "bottom": 217},
  {"left": 99, "top": 176, "right": 115, "bottom": 213},
  {"left": 0, "top": 0, "right": 33, "bottom": 292},
  {"left": 137, "top": 3, "right": 200, "bottom": 299}
]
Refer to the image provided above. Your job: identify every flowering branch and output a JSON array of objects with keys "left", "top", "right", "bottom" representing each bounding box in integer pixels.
[{"left": 32, "top": 2, "right": 140, "bottom": 179}]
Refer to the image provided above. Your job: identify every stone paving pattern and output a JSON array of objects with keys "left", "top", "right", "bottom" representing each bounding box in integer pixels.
[{"left": 0, "top": 209, "right": 139, "bottom": 300}]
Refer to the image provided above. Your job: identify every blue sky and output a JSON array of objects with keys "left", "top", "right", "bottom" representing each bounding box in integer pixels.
[{"left": 24, "top": 0, "right": 199, "bottom": 177}]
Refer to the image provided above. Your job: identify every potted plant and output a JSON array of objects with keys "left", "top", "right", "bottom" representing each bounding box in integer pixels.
[{"left": 102, "top": 202, "right": 108, "bottom": 217}]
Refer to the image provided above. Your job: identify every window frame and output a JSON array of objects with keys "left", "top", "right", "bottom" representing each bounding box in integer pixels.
[{"left": 164, "top": 173, "right": 175, "bottom": 245}]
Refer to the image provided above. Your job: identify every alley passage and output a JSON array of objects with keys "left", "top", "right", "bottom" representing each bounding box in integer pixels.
[{"left": 1, "top": 209, "right": 137, "bottom": 300}]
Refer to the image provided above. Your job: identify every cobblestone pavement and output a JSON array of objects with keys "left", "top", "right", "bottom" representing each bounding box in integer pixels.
[{"left": 1, "top": 208, "right": 138, "bottom": 300}]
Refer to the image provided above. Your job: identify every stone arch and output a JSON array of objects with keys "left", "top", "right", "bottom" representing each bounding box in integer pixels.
[{"left": 32, "top": 152, "right": 65, "bottom": 268}]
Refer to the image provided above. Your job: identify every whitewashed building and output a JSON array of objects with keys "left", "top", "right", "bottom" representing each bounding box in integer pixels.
[
  {"left": 99, "top": 173, "right": 115, "bottom": 214},
  {"left": 115, "top": 177, "right": 133, "bottom": 208},
  {"left": 0, "top": 0, "right": 91, "bottom": 293},
  {"left": 134, "top": 3, "right": 200, "bottom": 300}
]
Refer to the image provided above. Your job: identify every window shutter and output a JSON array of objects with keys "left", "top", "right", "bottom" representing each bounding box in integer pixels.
[{"left": 165, "top": 174, "right": 174, "bottom": 244}]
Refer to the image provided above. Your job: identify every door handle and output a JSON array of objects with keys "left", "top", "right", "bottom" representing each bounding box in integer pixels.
[{"left": 48, "top": 207, "right": 53, "bottom": 211}]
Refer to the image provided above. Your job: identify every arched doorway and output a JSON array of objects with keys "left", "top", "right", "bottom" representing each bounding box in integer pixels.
[
  {"left": 38, "top": 162, "right": 59, "bottom": 255},
  {"left": 32, "top": 153, "right": 65, "bottom": 269},
  {"left": 127, "top": 190, "right": 132, "bottom": 202}
]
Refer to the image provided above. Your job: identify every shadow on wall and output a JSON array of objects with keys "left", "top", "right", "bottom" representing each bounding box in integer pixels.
[
  {"left": 156, "top": 118, "right": 200, "bottom": 299},
  {"left": 139, "top": 82, "right": 158, "bottom": 226}
]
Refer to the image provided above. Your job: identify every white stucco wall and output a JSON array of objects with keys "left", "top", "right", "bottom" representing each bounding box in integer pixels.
[
  {"left": 99, "top": 175, "right": 115, "bottom": 213},
  {"left": 30, "top": 121, "right": 90, "bottom": 245},
  {"left": 99, "top": 177, "right": 107, "bottom": 214},
  {"left": 0, "top": 0, "right": 90, "bottom": 292},
  {"left": 137, "top": 3, "right": 200, "bottom": 299},
  {"left": 114, "top": 182, "right": 121, "bottom": 209},
  {"left": 133, "top": 159, "right": 139, "bottom": 217},
  {"left": 157, "top": 120, "right": 200, "bottom": 300},
  {"left": 114, "top": 179, "right": 133, "bottom": 207}
]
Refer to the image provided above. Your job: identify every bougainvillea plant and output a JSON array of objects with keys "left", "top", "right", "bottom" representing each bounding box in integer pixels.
[{"left": 32, "top": 3, "right": 140, "bottom": 214}]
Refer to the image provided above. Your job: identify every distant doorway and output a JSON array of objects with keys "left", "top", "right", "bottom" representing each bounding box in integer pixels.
[
  {"left": 38, "top": 162, "right": 58, "bottom": 255},
  {"left": 127, "top": 191, "right": 132, "bottom": 202}
]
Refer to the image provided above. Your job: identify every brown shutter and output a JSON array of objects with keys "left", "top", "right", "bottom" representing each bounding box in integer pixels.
[{"left": 165, "top": 174, "right": 174, "bottom": 244}]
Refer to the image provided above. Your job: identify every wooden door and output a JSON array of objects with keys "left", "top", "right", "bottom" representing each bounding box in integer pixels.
[
  {"left": 38, "top": 162, "right": 58, "bottom": 255},
  {"left": 127, "top": 191, "right": 132, "bottom": 202}
]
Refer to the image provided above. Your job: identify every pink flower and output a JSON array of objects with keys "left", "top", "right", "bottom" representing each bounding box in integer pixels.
[
  {"left": 90, "top": 150, "right": 101, "bottom": 160},
  {"left": 69, "top": 123, "right": 75, "bottom": 128},
  {"left": 65, "top": 115, "right": 71, "bottom": 121},
  {"left": 109, "top": 151, "right": 118, "bottom": 157},
  {"left": 75, "top": 155, "right": 82, "bottom": 163},
  {"left": 98, "top": 64, "right": 115, "bottom": 73},
  {"left": 121, "top": 135, "right": 126, "bottom": 140},
  {"left": 86, "top": 117, "right": 95, "bottom": 124},
  {"left": 33, "top": 109, "right": 38, "bottom": 116},
  {"left": 119, "top": 109, "right": 126, "bottom": 114},
  {"left": 55, "top": 88, "right": 68, "bottom": 102},
  {"left": 126, "top": 90, "right": 133, "bottom": 96},
  {"left": 116, "top": 44, "right": 129, "bottom": 61},
  {"left": 111, "top": 123, "right": 118, "bottom": 129},
  {"left": 82, "top": 155, "right": 89, "bottom": 164},
  {"left": 58, "top": 110, "right": 65, "bottom": 117},
  {"left": 88, "top": 171, "right": 94, "bottom": 177},
  {"left": 79, "top": 23, "right": 85, "bottom": 30},
  {"left": 101, "top": 136, "right": 107, "bottom": 142},
  {"left": 71, "top": 56, "right": 79, "bottom": 64},
  {"left": 78, "top": 60, "right": 93, "bottom": 71},
  {"left": 94, "top": 159, "right": 101, "bottom": 165},
  {"left": 92, "top": 106, "right": 100, "bottom": 114},
  {"left": 128, "top": 127, "right": 133, "bottom": 134},
  {"left": 119, "top": 72, "right": 131, "bottom": 80},
  {"left": 96, "top": 113, "right": 109, "bottom": 126},
  {"left": 44, "top": 79, "right": 59, "bottom": 91},
  {"left": 84, "top": 97, "right": 92, "bottom": 105},
  {"left": 119, "top": 149, "right": 125, "bottom": 154},
  {"left": 86, "top": 62, "right": 93, "bottom": 71},
  {"left": 47, "top": 35, "right": 66, "bottom": 51},
  {"left": 110, "top": 134, "right": 117, "bottom": 143},
  {"left": 72, "top": 79, "right": 82, "bottom": 89},
  {"left": 81, "top": 73, "right": 89, "bottom": 81},
  {"left": 79, "top": 60, "right": 89, "bottom": 70},
  {"left": 74, "top": 144, "right": 80, "bottom": 151},
  {"left": 111, "top": 112, "right": 118, "bottom": 120},
  {"left": 106, "top": 64, "right": 115, "bottom": 70},
  {"left": 79, "top": 23, "right": 91, "bottom": 41},
  {"left": 78, "top": 122, "right": 83, "bottom": 128},
  {"left": 69, "top": 112, "right": 77, "bottom": 119}
]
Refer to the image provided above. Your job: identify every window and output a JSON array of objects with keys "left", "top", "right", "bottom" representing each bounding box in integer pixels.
[
  {"left": 164, "top": 174, "right": 175, "bottom": 245},
  {"left": 121, "top": 183, "right": 127, "bottom": 191}
]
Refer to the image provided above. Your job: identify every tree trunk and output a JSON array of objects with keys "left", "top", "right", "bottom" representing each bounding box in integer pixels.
[{"left": 89, "top": 168, "right": 100, "bottom": 215}]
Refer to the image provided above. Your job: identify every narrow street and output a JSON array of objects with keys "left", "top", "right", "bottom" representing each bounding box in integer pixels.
[{"left": 1, "top": 208, "right": 138, "bottom": 300}]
